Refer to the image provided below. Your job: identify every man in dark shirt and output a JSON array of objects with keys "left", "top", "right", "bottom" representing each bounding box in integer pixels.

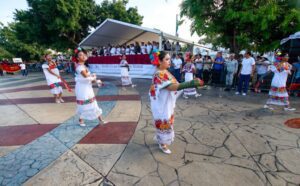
[{"left": 212, "top": 52, "right": 225, "bottom": 85}]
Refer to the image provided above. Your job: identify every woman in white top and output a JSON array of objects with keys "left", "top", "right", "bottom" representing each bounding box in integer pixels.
[
  {"left": 182, "top": 55, "right": 201, "bottom": 98},
  {"left": 42, "top": 54, "right": 64, "bottom": 103},
  {"left": 146, "top": 42, "right": 152, "bottom": 54},
  {"left": 125, "top": 46, "right": 130, "bottom": 55},
  {"left": 130, "top": 44, "right": 135, "bottom": 55},
  {"left": 110, "top": 46, "right": 116, "bottom": 56},
  {"left": 120, "top": 55, "right": 135, "bottom": 87},
  {"left": 74, "top": 48, "right": 107, "bottom": 126},
  {"left": 150, "top": 51, "right": 203, "bottom": 154},
  {"left": 116, "top": 46, "right": 121, "bottom": 55},
  {"left": 264, "top": 53, "right": 295, "bottom": 111},
  {"left": 141, "top": 42, "right": 147, "bottom": 54}
]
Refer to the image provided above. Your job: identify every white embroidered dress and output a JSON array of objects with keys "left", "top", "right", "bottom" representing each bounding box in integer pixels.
[
  {"left": 120, "top": 59, "right": 132, "bottom": 86},
  {"left": 182, "top": 63, "right": 197, "bottom": 95},
  {"left": 266, "top": 63, "right": 291, "bottom": 106},
  {"left": 42, "top": 63, "right": 63, "bottom": 95},
  {"left": 75, "top": 64, "right": 102, "bottom": 120},
  {"left": 150, "top": 70, "right": 181, "bottom": 145}
]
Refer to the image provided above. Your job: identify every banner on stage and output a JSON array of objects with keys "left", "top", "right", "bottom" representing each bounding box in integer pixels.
[{"left": 89, "top": 64, "right": 156, "bottom": 78}]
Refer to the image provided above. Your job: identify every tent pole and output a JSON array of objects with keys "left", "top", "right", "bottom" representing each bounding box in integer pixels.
[{"left": 159, "top": 34, "right": 163, "bottom": 50}]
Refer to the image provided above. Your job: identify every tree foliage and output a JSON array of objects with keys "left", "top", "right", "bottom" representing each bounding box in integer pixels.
[
  {"left": 0, "top": 0, "right": 143, "bottom": 61},
  {"left": 180, "top": 0, "right": 300, "bottom": 53},
  {"left": 95, "top": 0, "right": 143, "bottom": 26},
  {"left": 0, "top": 23, "right": 44, "bottom": 61}
]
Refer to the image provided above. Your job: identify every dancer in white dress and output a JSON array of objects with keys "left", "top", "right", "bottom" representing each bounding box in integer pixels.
[
  {"left": 182, "top": 56, "right": 201, "bottom": 98},
  {"left": 120, "top": 55, "right": 135, "bottom": 87},
  {"left": 149, "top": 51, "right": 203, "bottom": 154},
  {"left": 74, "top": 48, "right": 107, "bottom": 126},
  {"left": 264, "top": 53, "right": 296, "bottom": 111},
  {"left": 42, "top": 54, "right": 64, "bottom": 103}
]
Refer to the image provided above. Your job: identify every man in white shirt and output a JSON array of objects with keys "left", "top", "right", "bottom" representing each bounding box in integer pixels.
[
  {"left": 141, "top": 42, "right": 147, "bottom": 54},
  {"left": 20, "top": 62, "right": 27, "bottom": 76},
  {"left": 236, "top": 51, "right": 255, "bottom": 96},
  {"left": 172, "top": 54, "right": 183, "bottom": 82},
  {"left": 146, "top": 42, "right": 152, "bottom": 54}
]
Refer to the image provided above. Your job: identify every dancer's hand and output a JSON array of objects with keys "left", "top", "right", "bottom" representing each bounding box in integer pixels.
[
  {"left": 57, "top": 75, "right": 61, "bottom": 79},
  {"left": 194, "top": 78, "right": 204, "bottom": 86}
]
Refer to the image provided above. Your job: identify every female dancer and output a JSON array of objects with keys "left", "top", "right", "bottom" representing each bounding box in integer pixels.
[
  {"left": 182, "top": 53, "right": 201, "bottom": 98},
  {"left": 120, "top": 55, "right": 136, "bottom": 87},
  {"left": 42, "top": 54, "right": 64, "bottom": 103},
  {"left": 149, "top": 51, "right": 203, "bottom": 154},
  {"left": 74, "top": 47, "right": 107, "bottom": 126},
  {"left": 264, "top": 53, "right": 296, "bottom": 111}
]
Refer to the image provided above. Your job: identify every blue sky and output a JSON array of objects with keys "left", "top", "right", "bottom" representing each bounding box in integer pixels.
[{"left": 0, "top": 0, "right": 200, "bottom": 41}]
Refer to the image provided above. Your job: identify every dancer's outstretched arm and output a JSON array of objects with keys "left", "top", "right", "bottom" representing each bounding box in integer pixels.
[{"left": 167, "top": 78, "right": 203, "bottom": 91}]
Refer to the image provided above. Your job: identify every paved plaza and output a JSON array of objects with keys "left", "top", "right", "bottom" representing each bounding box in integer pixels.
[{"left": 0, "top": 72, "right": 299, "bottom": 186}]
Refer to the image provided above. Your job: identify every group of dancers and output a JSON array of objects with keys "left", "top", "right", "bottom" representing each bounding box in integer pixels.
[{"left": 42, "top": 48, "right": 295, "bottom": 154}]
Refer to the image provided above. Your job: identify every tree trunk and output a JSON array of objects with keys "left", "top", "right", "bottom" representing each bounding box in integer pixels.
[{"left": 233, "top": 29, "right": 239, "bottom": 55}]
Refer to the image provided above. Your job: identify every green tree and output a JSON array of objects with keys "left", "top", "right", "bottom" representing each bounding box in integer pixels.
[
  {"left": 0, "top": 23, "right": 44, "bottom": 61},
  {"left": 0, "top": 47, "right": 13, "bottom": 60},
  {"left": 14, "top": 0, "right": 98, "bottom": 49},
  {"left": 181, "top": 0, "right": 300, "bottom": 53},
  {"left": 13, "top": 0, "right": 143, "bottom": 50},
  {"left": 95, "top": 0, "right": 143, "bottom": 26}
]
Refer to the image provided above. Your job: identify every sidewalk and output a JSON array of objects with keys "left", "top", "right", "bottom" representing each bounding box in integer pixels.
[{"left": 0, "top": 73, "right": 300, "bottom": 185}]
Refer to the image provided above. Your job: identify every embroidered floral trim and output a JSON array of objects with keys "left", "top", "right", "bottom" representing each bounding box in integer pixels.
[
  {"left": 76, "top": 97, "right": 96, "bottom": 105},
  {"left": 49, "top": 82, "right": 63, "bottom": 89},
  {"left": 270, "top": 86, "right": 287, "bottom": 93},
  {"left": 149, "top": 71, "right": 177, "bottom": 98},
  {"left": 155, "top": 115, "right": 175, "bottom": 131}
]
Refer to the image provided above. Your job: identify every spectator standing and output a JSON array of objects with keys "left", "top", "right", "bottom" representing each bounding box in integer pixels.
[
  {"left": 110, "top": 45, "right": 116, "bottom": 56},
  {"left": 20, "top": 62, "right": 27, "bottom": 77},
  {"left": 175, "top": 42, "right": 181, "bottom": 54},
  {"left": 195, "top": 54, "right": 203, "bottom": 79},
  {"left": 203, "top": 55, "right": 212, "bottom": 84},
  {"left": 135, "top": 42, "right": 141, "bottom": 54},
  {"left": 147, "top": 42, "right": 153, "bottom": 54},
  {"left": 224, "top": 54, "right": 238, "bottom": 91},
  {"left": 0, "top": 62, "right": 3, "bottom": 76},
  {"left": 172, "top": 54, "right": 183, "bottom": 82},
  {"left": 212, "top": 52, "right": 225, "bottom": 85},
  {"left": 125, "top": 45, "right": 130, "bottom": 55},
  {"left": 130, "top": 44, "right": 135, "bottom": 55},
  {"left": 141, "top": 42, "right": 147, "bottom": 54},
  {"left": 236, "top": 51, "right": 256, "bottom": 96}
]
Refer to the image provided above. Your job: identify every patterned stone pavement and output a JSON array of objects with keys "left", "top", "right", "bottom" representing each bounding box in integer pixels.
[
  {"left": 0, "top": 73, "right": 300, "bottom": 185},
  {"left": 0, "top": 73, "right": 141, "bottom": 185},
  {"left": 107, "top": 79, "right": 300, "bottom": 186}
]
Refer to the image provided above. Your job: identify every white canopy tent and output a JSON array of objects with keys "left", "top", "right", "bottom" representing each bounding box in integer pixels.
[{"left": 79, "top": 18, "right": 209, "bottom": 51}]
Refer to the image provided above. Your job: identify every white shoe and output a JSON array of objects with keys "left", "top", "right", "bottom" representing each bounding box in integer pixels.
[
  {"left": 131, "top": 84, "right": 136, "bottom": 88},
  {"left": 235, "top": 92, "right": 240, "bottom": 95},
  {"left": 264, "top": 105, "right": 274, "bottom": 110},
  {"left": 100, "top": 120, "right": 108, "bottom": 124},
  {"left": 242, "top": 93, "right": 247, "bottom": 96},
  {"left": 183, "top": 95, "right": 189, "bottom": 99},
  {"left": 55, "top": 99, "right": 61, "bottom": 104},
  {"left": 60, "top": 98, "right": 65, "bottom": 103},
  {"left": 159, "top": 144, "right": 172, "bottom": 154},
  {"left": 284, "top": 107, "right": 296, "bottom": 111},
  {"left": 195, "top": 93, "right": 202, "bottom": 98},
  {"left": 79, "top": 123, "right": 86, "bottom": 127}
]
